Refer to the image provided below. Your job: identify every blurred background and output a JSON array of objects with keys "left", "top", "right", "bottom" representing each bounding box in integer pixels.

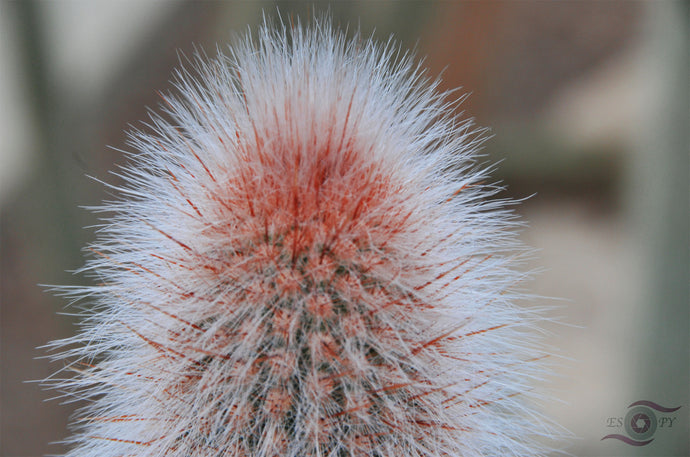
[{"left": 1, "top": 1, "right": 687, "bottom": 456}]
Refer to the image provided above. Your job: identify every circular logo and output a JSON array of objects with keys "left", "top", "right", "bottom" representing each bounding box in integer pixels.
[{"left": 624, "top": 406, "right": 657, "bottom": 441}]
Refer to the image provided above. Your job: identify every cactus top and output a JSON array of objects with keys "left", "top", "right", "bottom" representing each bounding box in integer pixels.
[{"left": 45, "top": 18, "right": 553, "bottom": 457}]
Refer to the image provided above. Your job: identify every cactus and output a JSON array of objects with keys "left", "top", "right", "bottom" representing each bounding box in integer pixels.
[{"left": 45, "top": 19, "right": 552, "bottom": 457}]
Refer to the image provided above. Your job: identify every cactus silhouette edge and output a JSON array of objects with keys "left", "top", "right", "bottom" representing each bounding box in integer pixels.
[{"left": 44, "top": 18, "right": 555, "bottom": 457}]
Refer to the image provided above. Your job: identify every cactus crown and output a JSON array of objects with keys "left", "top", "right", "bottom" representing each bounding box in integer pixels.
[{"left": 45, "top": 18, "right": 552, "bottom": 457}]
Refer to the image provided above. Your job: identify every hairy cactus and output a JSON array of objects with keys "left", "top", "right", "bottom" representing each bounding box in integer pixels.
[{"left": 45, "top": 19, "right": 552, "bottom": 457}]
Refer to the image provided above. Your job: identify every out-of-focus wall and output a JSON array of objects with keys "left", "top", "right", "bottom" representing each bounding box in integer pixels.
[{"left": 1, "top": 2, "right": 687, "bottom": 456}]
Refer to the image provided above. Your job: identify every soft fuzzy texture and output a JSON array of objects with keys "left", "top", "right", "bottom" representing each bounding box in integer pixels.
[{"left": 45, "top": 19, "right": 552, "bottom": 457}]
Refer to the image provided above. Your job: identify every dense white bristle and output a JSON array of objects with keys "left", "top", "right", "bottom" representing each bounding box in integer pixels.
[{"left": 44, "top": 17, "right": 555, "bottom": 457}]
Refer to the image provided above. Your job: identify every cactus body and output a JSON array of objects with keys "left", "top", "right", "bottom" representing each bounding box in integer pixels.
[{"left": 46, "top": 20, "right": 551, "bottom": 457}]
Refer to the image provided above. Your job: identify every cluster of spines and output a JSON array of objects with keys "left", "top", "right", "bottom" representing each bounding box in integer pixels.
[{"left": 43, "top": 18, "right": 552, "bottom": 457}]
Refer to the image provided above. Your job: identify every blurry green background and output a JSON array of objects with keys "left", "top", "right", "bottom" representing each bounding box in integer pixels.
[{"left": 1, "top": 1, "right": 687, "bottom": 456}]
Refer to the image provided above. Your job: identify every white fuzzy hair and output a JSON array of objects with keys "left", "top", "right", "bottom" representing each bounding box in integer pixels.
[{"left": 44, "top": 17, "right": 555, "bottom": 457}]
